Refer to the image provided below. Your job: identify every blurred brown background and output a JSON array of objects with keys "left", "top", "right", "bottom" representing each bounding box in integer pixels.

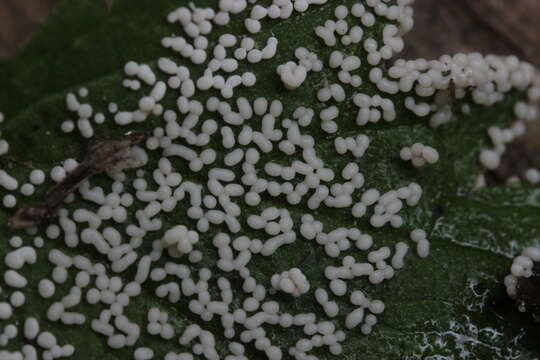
[{"left": 1, "top": 0, "right": 539, "bottom": 179}]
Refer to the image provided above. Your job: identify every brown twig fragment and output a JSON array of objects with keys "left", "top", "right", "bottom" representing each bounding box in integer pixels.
[{"left": 9, "top": 132, "right": 149, "bottom": 229}]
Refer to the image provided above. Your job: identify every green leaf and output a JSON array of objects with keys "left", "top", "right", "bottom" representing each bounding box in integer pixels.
[{"left": 1, "top": 0, "right": 539, "bottom": 359}]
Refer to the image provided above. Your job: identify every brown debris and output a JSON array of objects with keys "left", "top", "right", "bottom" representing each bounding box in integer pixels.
[{"left": 9, "top": 132, "right": 149, "bottom": 230}]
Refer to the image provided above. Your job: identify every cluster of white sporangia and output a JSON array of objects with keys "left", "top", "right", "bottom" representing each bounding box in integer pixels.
[
  {"left": 1, "top": 0, "right": 540, "bottom": 359},
  {"left": 506, "top": 167, "right": 540, "bottom": 186},
  {"left": 271, "top": 268, "right": 310, "bottom": 296},
  {"left": 0, "top": 113, "right": 9, "bottom": 157},
  {"left": 399, "top": 143, "right": 439, "bottom": 168},
  {"left": 277, "top": 47, "right": 323, "bottom": 90},
  {"left": 505, "top": 247, "right": 540, "bottom": 301}
]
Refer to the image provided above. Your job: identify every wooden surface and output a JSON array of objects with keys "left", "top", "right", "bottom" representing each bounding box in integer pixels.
[
  {"left": 1, "top": 0, "right": 539, "bottom": 177},
  {"left": 0, "top": 0, "right": 56, "bottom": 58},
  {"left": 402, "top": 0, "right": 540, "bottom": 66},
  {"left": 402, "top": 0, "right": 540, "bottom": 181}
]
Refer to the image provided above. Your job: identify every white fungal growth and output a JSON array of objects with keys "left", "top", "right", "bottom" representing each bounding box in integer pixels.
[
  {"left": 271, "top": 268, "right": 310, "bottom": 297},
  {"left": 479, "top": 150, "right": 501, "bottom": 170},
  {"left": 0, "top": 170, "right": 19, "bottom": 191},
  {"left": 524, "top": 168, "right": 540, "bottom": 184},
  {"left": 147, "top": 307, "right": 175, "bottom": 340},
  {"left": 277, "top": 62, "right": 308, "bottom": 90},
  {"left": 391, "top": 242, "right": 409, "bottom": 270},
  {"left": 4, "top": 270, "right": 27, "bottom": 288},
  {"left": 295, "top": 47, "right": 323, "bottom": 73},
  {"left": 479, "top": 123, "right": 525, "bottom": 171},
  {"left": 65, "top": 92, "right": 96, "bottom": 138},
  {"left": 315, "top": 288, "right": 340, "bottom": 317},
  {"left": 404, "top": 97, "right": 431, "bottom": 117},
  {"left": 410, "top": 229, "right": 430, "bottom": 258},
  {"left": 277, "top": 46, "right": 323, "bottom": 90},
  {"left": 134, "top": 347, "right": 154, "bottom": 360},
  {"left": 0, "top": 126, "right": 9, "bottom": 156},
  {"left": 329, "top": 50, "right": 364, "bottom": 87},
  {"left": 301, "top": 215, "right": 373, "bottom": 257},
  {"left": 353, "top": 93, "right": 396, "bottom": 125},
  {"left": 400, "top": 143, "right": 440, "bottom": 167},
  {"left": 347, "top": 290, "right": 385, "bottom": 334},
  {"left": 0, "top": 302, "right": 13, "bottom": 320},
  {"left": 334, "top": 135, "right": 370, "bottom": 157},
  {"left": 318, "top": 83, "right": 346, "bottom": 103},
  {"left": 5, "top": 247, "right": 37, "bottom": 270},
  {"left": 505, "top": 247, "right": 540, "bottom": 299},
  {"left": 163, "top": 225, "right": 200, "bottom": 257},
  {"left": 319, "top": 105, "right": 340, "bottom": 133}
]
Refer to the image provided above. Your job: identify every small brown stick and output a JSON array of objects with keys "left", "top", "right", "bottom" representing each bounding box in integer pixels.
[{"left": 9, "top": 132, "right": 149, "bottom": 229}]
